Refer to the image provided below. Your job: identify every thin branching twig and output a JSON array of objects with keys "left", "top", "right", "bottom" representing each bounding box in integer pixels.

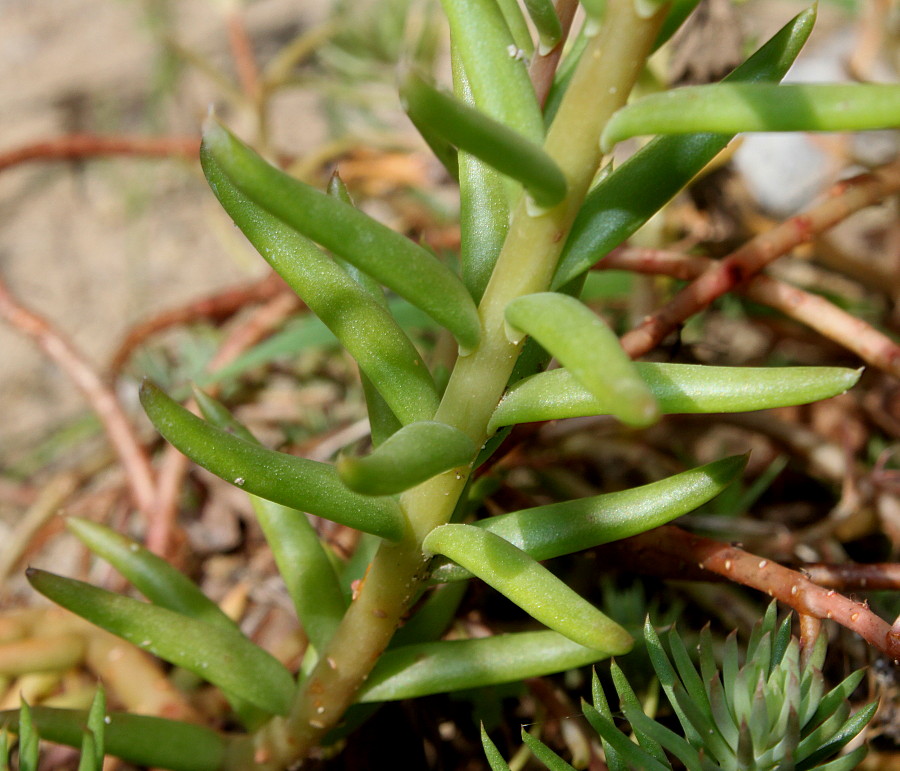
[{"left": 619, "top": 160, "right": 900, "bottom": 359}]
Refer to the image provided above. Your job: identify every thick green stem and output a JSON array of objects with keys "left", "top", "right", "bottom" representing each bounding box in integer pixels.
[{"left": 240, "top": 2, "right": 665, "bottom": 767}]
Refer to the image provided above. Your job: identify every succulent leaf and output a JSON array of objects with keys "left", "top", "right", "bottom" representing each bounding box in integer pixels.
[
  {"left": 338, "top": 421, "right": 476, "bottom": 496},
  {"left": 201, "top": 120, "right": 481, "bottom": 352},
  {"left": 489, "top": 364, "right": 861, "bottom": 429},
  {"left": 402, "top": 71, "right": 567, "bottom": 208},
  {"left": 358, "top": 630, "right": 617, "bottom": 702},
  {"left": 602, "top": 84, "right": 900, "bottom": 150},
  {"left": 429, "top": 456, "right": 746, "bottom": 583},
  {"left": 552, "top": 6, "right": 816, "bottom": 288},
  {"left": 140, "top": 381, "right": 406, "bottom": 541},
  {"left": 504, "top": 292, "right": 660, "bottom": 427},
  {"left": 424, "top": 524, "right": 633, "bottom": 653},
  {"left": 27, "top": 569, "right": 295, "bottom": 717}
]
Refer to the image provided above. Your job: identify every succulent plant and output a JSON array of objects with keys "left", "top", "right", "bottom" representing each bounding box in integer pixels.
[{"left": 483, "top": 604, "right": 877, "bottom": 771}]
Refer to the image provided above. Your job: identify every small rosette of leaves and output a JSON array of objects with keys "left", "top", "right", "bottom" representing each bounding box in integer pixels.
[{"left": 484, "top": 604, "right": 876, "bottom": 771}]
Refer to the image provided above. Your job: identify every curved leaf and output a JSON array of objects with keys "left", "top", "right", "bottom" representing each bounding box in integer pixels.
[
  {"left": 140, "top": 381, "right": 406, "bottom": 541},
  {"left": 190, "top": 387, "right": 347, "bottom": 653},
  {"left": 357, "top": 630, "right": 618, "bottom": 702},
  {"left": 505, "top": 293, "right": 659, "bottom": 427},
  {"left": 202, "top": 152, "right": 439, "bottom": 423},
  {"left": 423, "top": 524, "right": 633, "bottom": 653},
  {"left": 523, "top": 0, "right": 563, "bottom": 52},
  {"left": 202, "top": 120, "right": 480, "bottom": 352},
  {"left": 439, "top": 0, "right": 543, "bottom": 141},
  {"left": 429, "top": 455, "right": 746, "bottom": 583},
  {"left": 0, "top": 707, "right": 227, "bottom": 771},
  {"left": 490, "top": 363, "right": 862, "bottom": 428},
  {"left": 552, "top": 6, "right": 817, "bottom": 288},
  {"left": 338, "top": 421, "right": 476, "bottom": 496},
  {"left": 402, "top": 71, "right": 567, "bottom": 208},
  {"left": 26, "top": 569, "right": 295, "bottom": 717},
  {"left": 602, "top": 84, "right": 900, "bottom": 150}
]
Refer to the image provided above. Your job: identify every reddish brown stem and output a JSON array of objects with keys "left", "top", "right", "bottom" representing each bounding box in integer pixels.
[
  {"left": 602, "top": 246, "right": 900, "bottom": 378},
  {"left": 529, "top": 0, "right": 580, "bottom": 108},
  {"left": 0, "top": 278, "right": 157, "bottom": 529},
  {"left": 626, "top": 526, "right": 900, "bottom": 659},
  {"left": 109, "top": 272, "right": 290, "bottom": 375},
  {"left": 804, "top": 562, "right": 900, "bottom": 591},
  {"left": 226, "top": 10, "right": 262, "bottom": 102},
  {"left": 0, "top": 135, "right": 200, "bottom": 173},
  {"left": 619, "top": 161, "right": 900, "bottom": 359}
]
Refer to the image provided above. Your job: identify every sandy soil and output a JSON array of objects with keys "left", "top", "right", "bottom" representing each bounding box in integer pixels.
[{"left": 0, "top": 0, "right": 329, "bottom": 461}]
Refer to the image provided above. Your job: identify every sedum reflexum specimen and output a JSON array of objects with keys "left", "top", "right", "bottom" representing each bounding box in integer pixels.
[{"left": 7, "top": 0, "right": 898, "bottom": 768}]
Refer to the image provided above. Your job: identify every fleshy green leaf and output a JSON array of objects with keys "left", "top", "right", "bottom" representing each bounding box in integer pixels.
[
  {"left": 201, "top": 150, "right": 440, "bottom": 422},
  {"left": 27, "top": 569, "right": 295, "bottom": 717},
  {"left": 602, "top": 83, "right": 900, "bottom": 150},
  {"left": 522, "top": 0, "right": 563, "bottom": 52},
  {"left": 338, "top": 420, "right": 475, "bottom": 495},
  {"left": 66, "top": 518, "right": 240, "bottom": 632},
  {"left": 552, "top": 6, "right": 817, "bottom": 288},
  {"left": 582, "top": 701, "right": 672, "bottom": 771},
  {"left": 192, "top": 388, "right": 347, "bottom": 652},
  {"left": 439, "top": 0, "right": 543, "bottom": 142},
  {"left": 201, "top": 120, "right": 480, "bottom": 352},
  {"left": 423, "top": 524, "right": 633, "bottom": 653},
  {"left": 430, "top": 456, "right": 745, "bottom": 583},
  {"left": 504, "top": 293, "right": 659, "bottom": 427},
  {"left": 79, "top": 687, "right": 106, "bottom": 771},
  {"left": 358, "top": 630, "right": 616, "bottom": 702},
  {"left": 402, "top": 71, "right": 567, "bottom": 208},
  {"left": 490, "top": 363, "right": 861, "bottom": 429},
  {"left": 0, "top": 707, "right": 226, "bottom": 771},
  {"left": 140, "top": 381, "right": 406, "bottom": 541}
]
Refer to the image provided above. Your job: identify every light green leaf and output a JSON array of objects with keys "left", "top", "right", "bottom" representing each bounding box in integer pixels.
[
  {"left": 602, "top": 84, "right": 900, "bottom": 150},
  {"left": 201, "top": 150, "right": 440, "bottom": 422},
  {"left": 0, "top": 707, "right": 227, "bottom": 771},
  {"left": 192, "top": 387, "right": 347, "bottom": 652},
  {"left": 491, "top": 363, "right": 861, "bottom": 428},
  {"left": 523, "top": 0, "right": 563, "bottom": 52},
  {"left": 202, "top": 120, "right": 480, "bottom": 352},
  {"left": 439, "top": 0, "right": 544, "bottom": 142},
  {"left": 66, "top": 518, "right": 240, "bottom": 632},
  {"left": 423, "top": 524, "right": 633, "bottom": 653},
  {"left": 78, "top": 687, "right": 106, "bottom": 771},
  {"left": 140, "top": 381, "right": 406, "bottom": 541},
  {"left": 402, "top": 71, "right": 567, "bottom": 208},
  {"left": 338, "top": 420, "right": 475, "bottom": 495},
  {"left": 430, "top": 456, "right": 745, "bottom": 583},
  {"left": 27, "top": 569, "right": 295, "bottom": 717},
  {"left": 358, "top": 630, "right": 617, "bottom": 702},
  {"left": 552, "top": 6, "right": 816, "bottom": 288},
  {"left": 504, "top": 293, "right": 659, "bottom": 427},
  {"left": 17, "top": 700, "right": 38, "bottom": 771}
]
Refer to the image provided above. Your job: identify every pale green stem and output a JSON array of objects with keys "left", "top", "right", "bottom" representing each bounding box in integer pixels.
[{"left": 239, "top": 2, "right": 665, "bottom": 767}]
